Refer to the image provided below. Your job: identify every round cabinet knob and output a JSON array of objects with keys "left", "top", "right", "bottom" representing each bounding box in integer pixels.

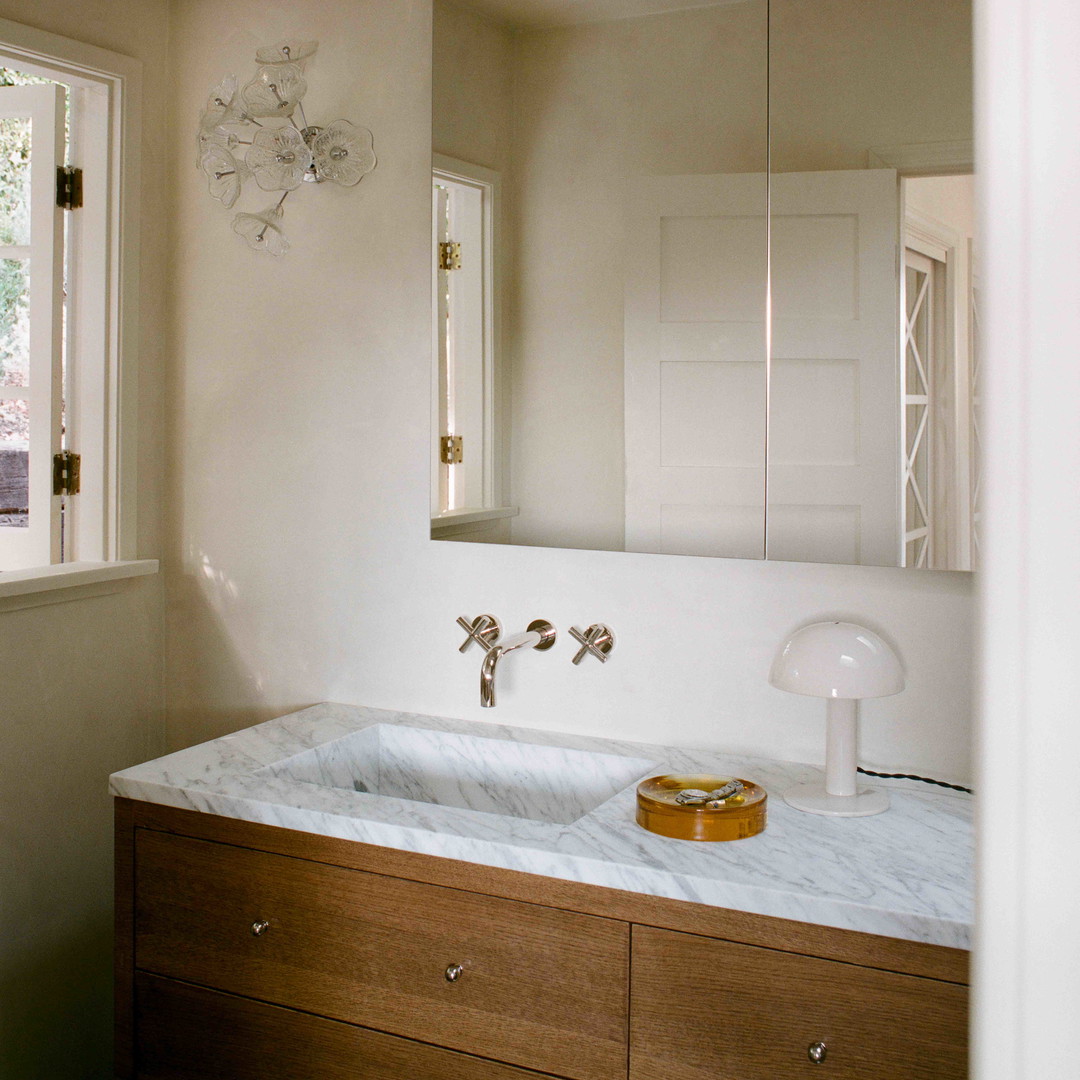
[
  {"left": 444, "top": 963, "right": 464, "bottom": 983},
  {"left": 250, "top": 920, "right": 271, "bottom": 937},
  {"left": 808, "top": 1041, "right": 828, "bottom": 1064}
]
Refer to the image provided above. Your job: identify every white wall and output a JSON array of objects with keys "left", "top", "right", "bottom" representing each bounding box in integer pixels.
[
  {"left": 166, "top": 0, "right": 973, "bottom": 788},
  {"left": 0, "top": 2, "right": 168, "bottom": 1075},
  {"left": 975, "top": 0, "right": 1080, "bottom": 1074},
  {"left": 905, "top": 174, "right": 977, "bottom": 241}
]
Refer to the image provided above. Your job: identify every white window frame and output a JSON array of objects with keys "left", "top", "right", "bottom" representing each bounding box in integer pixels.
[
  {"left": 0, "top": 82, "right": 65, "bottom": 570},
  {"left": 0, "top": 17, "right": 156, "bottom": 599},
  {"left": 430, "top": 154, "right": 515, "bottom": 535},
  {"left": 903, "top": 196, "right": 977, "bottom": 572}
]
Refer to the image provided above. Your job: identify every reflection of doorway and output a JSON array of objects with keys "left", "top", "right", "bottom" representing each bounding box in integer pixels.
[{"left": 901, "top": 174, "right": 977, "bottom": 570}]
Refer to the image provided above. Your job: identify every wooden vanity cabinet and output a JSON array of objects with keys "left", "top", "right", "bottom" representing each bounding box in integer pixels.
[
  {"left": 630, "top": 927, "right": 968, "bottom": 1079},
  {"left": 133, "top": 828, "right": 627, "bottom": 1080},
  {"left": 135, "top": 975, "right": 558, "bottom": 1080},
  {"left": 116, "top": 799, "right": 969, "bottom": 1080}
]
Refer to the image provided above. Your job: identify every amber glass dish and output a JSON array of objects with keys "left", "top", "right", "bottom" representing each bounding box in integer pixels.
[{"left": 636, "top": 774, "right": 767, "bottom": 842}]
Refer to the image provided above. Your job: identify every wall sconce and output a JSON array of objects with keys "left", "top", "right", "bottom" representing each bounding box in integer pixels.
[
  {"left": 197, "top": 41, "right": 376, "bottom": 255},
  {"left": 769, "top": 621, "right": 905, "bottom": 817}
]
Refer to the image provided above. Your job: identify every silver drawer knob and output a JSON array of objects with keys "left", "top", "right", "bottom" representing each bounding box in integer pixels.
[
  {"left": 808, "top": 1041, "right": 827, "bottom": 1064},
  {"left": 444, "top": 963, "right": 464, "bottom": 983},
  {"left": 251, "top": 920, "right": 270, "bottom": 937}
]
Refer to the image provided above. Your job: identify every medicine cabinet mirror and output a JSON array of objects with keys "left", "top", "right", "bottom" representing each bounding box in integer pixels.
[{"left": 431, "top": 0, "right": 976, "bottom": 571}]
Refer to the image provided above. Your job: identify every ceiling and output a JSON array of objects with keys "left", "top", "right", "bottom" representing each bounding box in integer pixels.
[{"left": 449, "top": 0, "right": 750, "bottom": 31}]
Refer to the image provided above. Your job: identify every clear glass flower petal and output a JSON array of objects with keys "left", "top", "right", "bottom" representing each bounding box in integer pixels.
[
  {"left": 232, "top": 204, "right": 289, "bottom": 256},
  {"left": 200, "top": 146, "right": 246, "bottom": 209},
  {"left": 245, "top": 127, "right": 312, "bottom": 191},
  {"left": 202, "top": 75, "right": 242, "bottom": 127},
  {"left": 241, "top": 64, "right": 307, "bottom": 118},
  {"left": 195, "top": 124, "right": 239, "bottom": 168},
  {"left": 255, "top": 40, "right": 318, "bottom": 67},
  {"left": 311, "top": 120, "right": 376, "bottom": 187}
]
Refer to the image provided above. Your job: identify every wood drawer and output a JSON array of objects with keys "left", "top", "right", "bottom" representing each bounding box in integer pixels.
[
  {"left": 630, "top": 926, "right": 968, "bottom": 1079},
  {"left": 135, "top": 973, "right": 561, "bottom": 1079},
  {"left": 134, "top": 830, "right": 628, "bottom": 1080}
]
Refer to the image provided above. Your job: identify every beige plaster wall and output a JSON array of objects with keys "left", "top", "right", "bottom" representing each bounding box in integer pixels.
[
  {"left": 432, "top": 0, "right": 514, "bottom": 174},
  {"left": 0, "top": 2, "right": 168, "bottom": 1075},
  {"left": 771, "top": 0, "right": 974, "bottom": 173},
  {"left": 165, "top": 0, "right": 435, "bottom": 746}
]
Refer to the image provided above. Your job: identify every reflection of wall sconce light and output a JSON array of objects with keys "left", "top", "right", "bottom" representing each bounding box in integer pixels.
[{"left": 197, "top": 41, "right": 376, "bottom": 255}]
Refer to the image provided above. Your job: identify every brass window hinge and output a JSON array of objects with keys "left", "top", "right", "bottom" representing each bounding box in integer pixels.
[
  {"left": 440, "top": 435, "right": 463, "bottom": 465},
  {"left": 53, "top": 451, "right": 81, "bottom": 495},
  {"left": 56, "top": 166, "right": 83, "bottom": 211},
  {"left": 439, "top": 241, "right": 461, "bottom": 271}
]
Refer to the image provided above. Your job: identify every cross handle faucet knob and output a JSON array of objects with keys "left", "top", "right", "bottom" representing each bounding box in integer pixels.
[
  {"left": 570, "top": 624, "right": 616, "bottom": 665},
  {"left": 457, "top": 614, "right": 502, "bottom": 654}
]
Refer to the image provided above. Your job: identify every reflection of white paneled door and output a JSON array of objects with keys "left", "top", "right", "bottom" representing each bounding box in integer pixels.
[
  {"left": 624, "top": 174, "right": 768, "bottom": 558},
  {"left": 625, "top": 170, "right": 898, "bottom": 565},
  {"left": 768, "top": 170, "right": 900, "bottom": 566}
]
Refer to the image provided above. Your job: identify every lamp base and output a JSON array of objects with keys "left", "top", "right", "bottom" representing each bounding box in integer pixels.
[{"left": 783, "top": 782, "right": 889, "bottom": 817}]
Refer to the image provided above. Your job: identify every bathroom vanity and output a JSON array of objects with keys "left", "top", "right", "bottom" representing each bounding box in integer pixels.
[{"left": 112, "top": 705, "right": 971, "bottom": 1079}]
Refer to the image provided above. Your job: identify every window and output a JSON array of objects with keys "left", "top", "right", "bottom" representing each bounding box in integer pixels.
[
  {"left": 0, "top": 19, "right": 144, "bottom": 582},
  {"left": 0, "top": 74, "right": 65, "bottom": 569},
  {"left": 431, "top": 155, "right": 514, "bottom": 535},
  {"left": 901, "top": 174, "right": 978, "bottom": 571}
]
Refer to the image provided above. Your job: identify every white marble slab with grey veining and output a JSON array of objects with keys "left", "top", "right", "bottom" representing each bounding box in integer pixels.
[{"left": 110, "top": 703, "right": 973, "bottom": 949}]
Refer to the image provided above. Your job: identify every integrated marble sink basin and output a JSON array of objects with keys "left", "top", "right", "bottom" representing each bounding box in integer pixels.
[
  {"left": 111, "top": 705, "right": 974, "bottom": 947},
  {"left": 259, "top": 723, "right": 658, "bottom": 826}
]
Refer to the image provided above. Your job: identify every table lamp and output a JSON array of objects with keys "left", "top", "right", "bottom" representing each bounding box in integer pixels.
[{"left": 769, "top": 621, "right": 905, "bottom": 817}]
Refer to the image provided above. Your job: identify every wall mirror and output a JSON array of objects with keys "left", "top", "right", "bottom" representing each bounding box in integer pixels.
[{"left": 430, "top": 0, "right": 976, "bottom": 571}]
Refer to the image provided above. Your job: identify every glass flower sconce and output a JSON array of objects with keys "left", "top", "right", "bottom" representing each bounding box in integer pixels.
[{"left": 197, "top": 41, "right": 376, "bottom": 255}]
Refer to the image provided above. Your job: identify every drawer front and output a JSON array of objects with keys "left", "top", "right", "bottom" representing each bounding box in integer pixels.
[
  {"left": 630, "top": 926, "right": 967, "bottom": 1080},
  {"left": 135, "top": 973, "right": 559, "bottom": 1080},
  {"left": 134, "top": 830, "right": 627, "bottom": 1080}
]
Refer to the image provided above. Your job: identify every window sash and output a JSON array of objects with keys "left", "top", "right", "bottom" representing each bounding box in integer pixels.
[{"left": 0, "top": 82, "right": 65, "bottom": 570}]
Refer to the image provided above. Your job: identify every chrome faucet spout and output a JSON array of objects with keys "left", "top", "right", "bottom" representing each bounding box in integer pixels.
[{"left": 479, "top": 620, "right": 556, "bottom": 707}]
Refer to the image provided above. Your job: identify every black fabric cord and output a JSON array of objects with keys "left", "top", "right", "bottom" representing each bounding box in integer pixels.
[{"left": 857, "top": 766, "right": 973, "bottom": 795}]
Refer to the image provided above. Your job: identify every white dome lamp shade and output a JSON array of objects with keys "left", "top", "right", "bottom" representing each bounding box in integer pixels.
[{"left": 770, "top": 621, "right": 905, "bottom": 817}]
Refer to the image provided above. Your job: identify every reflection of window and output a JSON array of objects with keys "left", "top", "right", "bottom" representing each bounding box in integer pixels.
[
  {"left": 431, "top": 155, "right": 515, "bottom": 536},
  {"left": 0, "top": 28, "right": 140, "bottom": 578},
  {"left": 901, "top": 175, "right": 978, "bottom": 571}
]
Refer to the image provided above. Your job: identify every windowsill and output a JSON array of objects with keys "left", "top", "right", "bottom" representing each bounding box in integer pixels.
[
  {"left": 0, "top": 559, "right": 159, "bottom": 611},
  {"left": 431, "top": 506, "right": 519, "bottom": 532}
]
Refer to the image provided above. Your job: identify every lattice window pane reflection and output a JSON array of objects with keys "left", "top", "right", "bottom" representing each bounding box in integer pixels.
[{"left": 902, "top": 256, "right": 934, "bottom": 568}]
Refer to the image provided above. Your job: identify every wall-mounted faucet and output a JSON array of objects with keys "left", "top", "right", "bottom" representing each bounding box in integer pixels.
[
  {"left": 457, "top": 615, "right": 556, "bottom": 707},
  {"left": 480, "top": 620, "right": 556, "bottom": 707}
]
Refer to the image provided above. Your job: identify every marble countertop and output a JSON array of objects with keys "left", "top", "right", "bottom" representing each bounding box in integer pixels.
[{"left": 110, "top": 703, "right": 973, "bottom": 950}]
